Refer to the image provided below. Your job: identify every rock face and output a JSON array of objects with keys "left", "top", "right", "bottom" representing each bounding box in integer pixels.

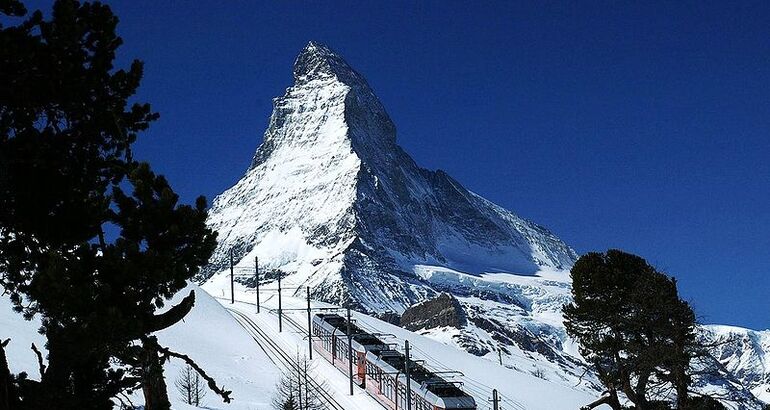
[
  {"left": 400, "top": 293, "right": 466, "bottom": 331},
  {"left": 699, "top": 326, "right": 770, "bottom": 404},
  {"left": 201, "top": 42, "right": 767, "bottom": 407}
]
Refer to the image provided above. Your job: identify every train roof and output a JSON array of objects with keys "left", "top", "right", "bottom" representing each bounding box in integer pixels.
[
  {"left": 314, "top": 313, "right": 388, "bottom": 347},
  {"left": 314, "top": 314, "right": 475, "bottom": 407},
  {"left": 370, "top": 348, "right": 470, "bottom": 399}
]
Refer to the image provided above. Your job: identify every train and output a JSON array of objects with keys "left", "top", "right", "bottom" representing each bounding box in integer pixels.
[{"left": 311, "top": 313, "right": 477, "bottom": 410}]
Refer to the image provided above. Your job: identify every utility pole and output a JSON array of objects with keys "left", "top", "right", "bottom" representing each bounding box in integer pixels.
[
  {"left": 492, "top": 388, "right": 500, "bottom": 410},
  {"left": 307, "top": 286, "right": 313, "bottom": 360},
  {"left": 278, "top": 272, "right": 282, "bottom": 332},
  {"left": 255, "top": 255, "right": 260, "bottom": 313},
  {"left": 347, "top": 307, "right": 353, "bottom": 396},
  {"left": 405, "top": 340, "right": 412, "bottom": 410},
  {"left": 229, "top": 249, "right": 234, "bottom": 304}
]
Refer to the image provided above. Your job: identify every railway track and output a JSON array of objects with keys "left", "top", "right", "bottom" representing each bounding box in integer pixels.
[
  {"left": 265, "top": 304, "right": 391, "bottom": 410},
  {"left": 226, "top": 307, "right": 346, "bottom": 410}
]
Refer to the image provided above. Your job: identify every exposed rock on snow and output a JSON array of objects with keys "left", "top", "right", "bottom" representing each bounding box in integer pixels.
[{"left": 400, "top": 293, "right": 466, "bottom": 331}]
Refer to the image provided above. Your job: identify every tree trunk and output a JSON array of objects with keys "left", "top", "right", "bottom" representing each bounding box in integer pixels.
[
  {"left": 34, "top": 332, "right": 73, "bottom": 410},
  {"left": 0, "top": 339, "right": 12, "bottom": 410},
  {"left": 141, "top": 337, "right": 171, "bottom": 410}
]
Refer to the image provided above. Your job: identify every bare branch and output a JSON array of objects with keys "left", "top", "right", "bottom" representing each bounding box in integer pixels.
[
  {"left": 30, "top": 343, "right": 45, "bottom": 377},
  {"left": 156, "top": 343, "right": 232, "bottom": 403}
]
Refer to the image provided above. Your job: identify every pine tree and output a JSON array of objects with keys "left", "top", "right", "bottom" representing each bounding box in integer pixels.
[
  {"left": 563, "top": 249, "right": 699, "bottom": 409},
  {"left": 0, "top": 1, "right": 223, "bottom": 408}
]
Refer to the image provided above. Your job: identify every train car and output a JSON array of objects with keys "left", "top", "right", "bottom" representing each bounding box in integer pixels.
[
  {"left": 364, "top": 348, "right": 476, "bottom": 410},
  {"left": 312, "top": 314, "right": 477, "bottom": 410},
  {"left": 311, "top": 313, "right": 389, "bottom": 385}
]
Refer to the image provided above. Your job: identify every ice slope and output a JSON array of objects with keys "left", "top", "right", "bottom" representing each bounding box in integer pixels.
[{"left": 0, "top": 286, "right": 281, "bottom": 409}]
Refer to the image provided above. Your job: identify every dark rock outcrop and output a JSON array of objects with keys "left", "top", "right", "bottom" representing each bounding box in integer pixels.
[{"left": 400, "top": 293, "right": 466, "bottom": 331}]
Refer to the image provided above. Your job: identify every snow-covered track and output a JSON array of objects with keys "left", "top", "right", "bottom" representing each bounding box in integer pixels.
[{"left": 226, "top": 308, "right": 346, "bottom": 410}]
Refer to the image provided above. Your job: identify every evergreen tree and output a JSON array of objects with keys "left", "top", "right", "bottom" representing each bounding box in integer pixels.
[
  {"left": 563, "top": 250, "right": 698, "bottom": 409},
  {"left": 0, "top": 1, "right": 222, "bottom": 408}
]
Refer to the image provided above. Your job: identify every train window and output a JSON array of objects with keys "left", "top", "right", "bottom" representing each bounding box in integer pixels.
[
  {"left": 324, "top": 331, "right": 332, "bottom": 351},
  {"left": 384, "top": 376, "right": 394, "bottom": 400}
]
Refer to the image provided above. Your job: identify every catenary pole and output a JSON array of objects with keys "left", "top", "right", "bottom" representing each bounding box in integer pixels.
[
  {"left": 347, "top": 306, "right": 353, "bottom": 396},
  {"left": 307, "top": 286, "right": 313, "bottom": 360},
  {"left": 255, "top": 256, "right": 260, "bottom": 313},
  {"left": 405, "top": 340, "right": 412, "bottom": 410},
  {"left": 278, "top": 273, "right": 282, "bottom": 332},
  {"left": 229, "top": 249, "right": 234, "bottom": 304},
  {"left": 492, "top": 388, "right": 499, "bottom": 410}
]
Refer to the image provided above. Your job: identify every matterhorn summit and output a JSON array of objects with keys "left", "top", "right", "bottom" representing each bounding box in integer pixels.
[{"left": 202, "top": 41, "right": 577, "bottom": 309}]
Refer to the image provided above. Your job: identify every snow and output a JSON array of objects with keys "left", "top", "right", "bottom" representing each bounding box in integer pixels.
[
  {"left": 0, "top": 294, "right": 46, "bottom": 378},
  {"left": 146, "top": 285, "right": 281, "bottom": 409},
  {"left": 201, "top": 281, "right": 607, "bottom": 410},
  {"left": 0, "top": 285, "right": 281, "bottom": 410}
]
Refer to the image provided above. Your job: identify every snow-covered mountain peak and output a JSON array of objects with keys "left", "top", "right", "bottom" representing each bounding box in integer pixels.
[
  {"left": 250, "top": 41, "right": 395, "bottom": 170},
  {"left": 293, "top": 41, "right": 364, "bottom": 85},
  {"left": 210, "top": 41, "right": 578, "bottom": 305}
]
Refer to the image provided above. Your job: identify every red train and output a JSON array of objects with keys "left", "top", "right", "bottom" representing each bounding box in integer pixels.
[{"left": 312, "top": 313, "right": 477, "bottom": 410}]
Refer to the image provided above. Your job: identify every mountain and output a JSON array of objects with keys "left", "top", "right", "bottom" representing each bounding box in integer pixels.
[
  {"left": 700, "top": 325, "right": 770, "bottom": 404},
  {"left": 201, "top": 42, "right": 767, "bottom": 407},
  {"left": 201, "top": 41, "right": 577, "bottom": 310}
]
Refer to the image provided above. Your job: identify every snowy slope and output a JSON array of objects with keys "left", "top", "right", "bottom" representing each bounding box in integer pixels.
[
  {"left": 0, "top": 292, "right": 47, "bottom": 378},
  {"left": 146, "top": 285, "right": 281, "bottom": 409},
  {"left": 202, "top": 280, "right": 606, "bottom": 410},
  {"left": 0, "top": 281, "right": 611, "bottom": 410},
  {"left": 0, "top": 286, "right": 281, "bottom": 409}
]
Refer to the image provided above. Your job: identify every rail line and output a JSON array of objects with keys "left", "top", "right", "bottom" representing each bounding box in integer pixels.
[
  {"left": 226, "top": 307, "right": 346, "bottom": 410},
  {"left": 221, "top": 295, "right": 507, "bottom": 409},
  {"left": 266, "top": 306, "right": 392, "bottom": 410}
]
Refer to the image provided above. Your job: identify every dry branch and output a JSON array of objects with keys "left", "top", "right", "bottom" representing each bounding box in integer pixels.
[{"left": 156, "top": 343, "right": 232, "bottom": 403}]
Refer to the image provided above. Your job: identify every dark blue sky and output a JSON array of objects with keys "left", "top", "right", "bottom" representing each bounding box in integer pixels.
[{"left": 24, "top": 1, "right": 770, "bottom": 328}]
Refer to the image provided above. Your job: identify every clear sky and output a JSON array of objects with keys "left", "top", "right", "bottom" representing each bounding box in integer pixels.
[{"left": 20, "top": 1, "right": 770, "bottom": 329}]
